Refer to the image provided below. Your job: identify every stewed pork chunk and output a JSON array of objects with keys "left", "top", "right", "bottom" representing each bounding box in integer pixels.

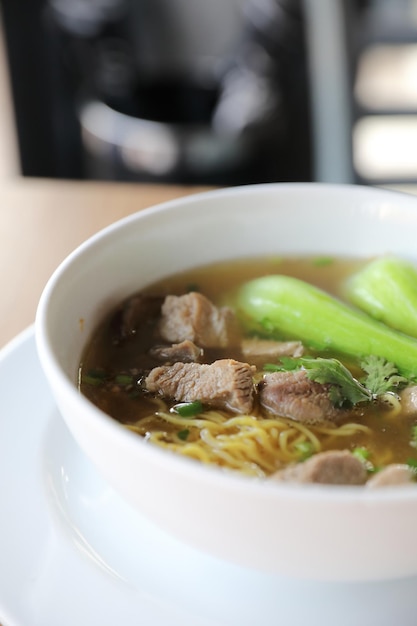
[
  {"left": 399, "top": 385, "right": 417, "bottom": 416},
  {"left": 158, "top": 292, "right": 238, "bottom": 348},
  {"left": 367, "top": 464, "right": 416, "bottom": 487},
  {"left": 241, "top": 338, "right": 304, "bottom": 360},
  {"left": 271, "top": 450, "right": 368, "bottom": 485},
  {"left": 259, "top": 369, "right": 345, "bottom": 425},
  {"left": 145, "top": 358, "right": 256, "bottom": 413},
  {"left": 149, "top": 340, "right": 203, "bottom": 363}
]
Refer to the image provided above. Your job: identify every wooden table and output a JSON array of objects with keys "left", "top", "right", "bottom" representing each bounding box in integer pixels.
[{"left": 0, "top": 178, "right": 210, "bottom": 349}]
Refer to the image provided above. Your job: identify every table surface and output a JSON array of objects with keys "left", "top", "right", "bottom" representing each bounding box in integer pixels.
[{"left": 0, "top": 178, "right": 210, "bottom": 350}]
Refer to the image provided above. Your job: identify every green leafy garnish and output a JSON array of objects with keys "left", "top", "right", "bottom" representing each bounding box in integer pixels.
[
  {"left": 172, "top": 400, "right": 203, "bottom": 417},
  {"left": 406, "top": 458, "right": 417, "bottom": 476},
  {"left": 352, "top": 446, "right": 376, "bottom": 473},
  {"left": 410, "top": 424, "right": 417, "bottom": 449},
  {"left": 114, "top": 374, "right": 134, "bottom": 386},
  {"left": 294, "top": 441, "right": 314, "bottom": 461},
  {"left": 177, "top": 429, "right": 190, "bottom": 441},
  {"left": 360, "top": 355, "right": 408, "bottom": 396},
  {"left": 352, "top": 446, "right": 370, "bottom": 462},
  {"left": 82, "top": 369, "right": 106, "bottom": 386},
  {"left": 186, "top": 283, "right": 200, "bottom": 293},
  {"left": 267, "top": 356, "right": 372, "bottom": 408},
  {"left": 312, "top": 256, "right": 334, "bottom": 267}
]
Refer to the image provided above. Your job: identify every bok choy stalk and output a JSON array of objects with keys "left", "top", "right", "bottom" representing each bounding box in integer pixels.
[
  {"left": 345, "top": 256, "right": 417, "bottom": 339},
  {"left": 234, "top": 275, "right": 417, "bottom": 378}
]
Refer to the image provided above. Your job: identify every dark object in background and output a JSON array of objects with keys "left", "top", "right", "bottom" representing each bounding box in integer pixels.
[
  {"left": 1, "top": 0, "right": 81, "bottom": 178},
  {"left": 2, "top": 0, "right": 312, "bottom": 184},
  {"left": 224, "top": 0, "right": 312, "bottom": 183}
]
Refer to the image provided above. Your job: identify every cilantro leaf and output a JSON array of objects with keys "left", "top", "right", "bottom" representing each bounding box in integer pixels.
[{"left": 360, "top": 355, "right": 409, "bottom": 396}]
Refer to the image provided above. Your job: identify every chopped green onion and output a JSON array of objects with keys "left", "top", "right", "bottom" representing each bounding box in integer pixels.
[
  {"left": 82, "top": 370, "right": 106, "bottom": 386},
  {"left": 312, "top": 256, "right": 334, "bottom": 267},
  {"left": 186, "top": 283, "right": 200, "bottom": 293},
  {"left": 406, "top": 459, "right": 417, "bottom": 479},
  {"left": 352, "top": 446, "right": 370, "bottom": 461},
  {"left": 353, "top": 446, "right": 375, "bottom": 473},
  {"left": 114, "top": 374, "right": 134, "bottom": 385},
  {"left": 294, "top": 441, "right": 314, "bottom": 461},
  {"left": 172, "top": 400, "right": 203, "bottom": 417},
  {"left": 128, "top": 390, "right": 141, "bottom": 399},
  {"left": 407, "top": 457, "right": 417, "bottom": 470},
  {"left": 177, "top": 429, "right": 190, "bottom": 441},
  {"left": 267, "top": 256, "right": 283, "bottom": 266},
  {"left": 410, "top": 425, "right": 417, "bottom": 449}
]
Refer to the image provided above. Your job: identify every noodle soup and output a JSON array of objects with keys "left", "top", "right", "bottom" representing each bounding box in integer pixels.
[
  {"left": 79, "top": 256, "right": 417, "bottom": 483},
  {"left": 38, "top": 183, "right": 417, "bottom": 581}
]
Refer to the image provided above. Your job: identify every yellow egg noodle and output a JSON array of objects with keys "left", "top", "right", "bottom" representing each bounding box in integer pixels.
[{"left": 127, "top": 400, "right": 372, "bottom": 477}]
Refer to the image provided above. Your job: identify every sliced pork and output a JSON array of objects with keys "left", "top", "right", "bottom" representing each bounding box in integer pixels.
[
  {"left": 271, "top": 450, "right": 368, "bottom": 485},
  {"left": 158, "top": 292, "right": 238, "bottom": 348},
  {"left": 145, "top": 358, "right": 255, "bottom": 413},
  {"left": 259, "top": 369, "right": 344, "bottom": 425},
  {"left": 149, "top": 340, "right": 203, "bottom": 363},
  {"left": 367, "top": 464, "right": 416, "bottom": 487},
  {"left": 399, "top": 385, "right": 417, "bottom": 416},
  {"left": 241, "top": 338, "right": 304, "bottom": 360}
]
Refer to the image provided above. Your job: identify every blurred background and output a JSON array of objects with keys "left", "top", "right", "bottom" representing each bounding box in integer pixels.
[{"left": 1, "top": 0, "right": 417, "bottom": 188}]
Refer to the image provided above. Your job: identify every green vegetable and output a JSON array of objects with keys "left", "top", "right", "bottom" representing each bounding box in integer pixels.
[
  {"left": 352, "top": 446, "right": 370, "bottom": 462},
  {"left": 406, "top": 458, "right": 417, "bottom": 475},
  {"left": 186, "top": 283, "right": 200, "bottom": 293},
  {"left": 345, "top": 256, "right": 417, "bottom": 338},
  {"left": 172, "top": 400, "right": 203, "bottom": 417},
  {"left": 235, "top": 274, "right": 417, "bottom": 378},
  {"left": 410, "top": 425, "right": 417, "bottom": 449},
  {"left": 360, "top": 355, "right": 408, "bottom": 395},
  {"left": 177, "top": 429, "right": 190, "bottom": 441},
  {"left": 82, "top": 369, "right": 106, "bottom": 386},
  {"left": 352, "top": 447, "right": 375, "bottom": 473},
  {"left": 114, "top": 374, "right": 134, "bottom": 386},
  {"left": 294, "top": 441, "right": 315, "bottom": 461},
  {"left": 266, "top": 356, "right": 371, "bottom": 407},
  {"left": 312, "top": 256, "right": 334, "bottom": 267}
]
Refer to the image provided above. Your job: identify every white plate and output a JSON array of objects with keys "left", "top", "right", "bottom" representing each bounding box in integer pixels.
[{"left": 1, "top": 328, "right": 417, "bottom": 626}]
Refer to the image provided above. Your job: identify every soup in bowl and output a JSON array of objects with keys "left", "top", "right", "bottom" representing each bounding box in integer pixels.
[{"left": 35, "top": 183, "right": 417, "bottom": 582}]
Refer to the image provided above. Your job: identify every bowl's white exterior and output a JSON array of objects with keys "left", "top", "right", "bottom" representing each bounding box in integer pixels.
[{"left": 35, "top": 183, "right": 417, "bottom": 582}]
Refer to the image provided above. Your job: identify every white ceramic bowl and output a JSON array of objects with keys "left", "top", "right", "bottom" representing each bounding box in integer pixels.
[{"left": 35, "top": 183, "right": 417, "bottom": 583}]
